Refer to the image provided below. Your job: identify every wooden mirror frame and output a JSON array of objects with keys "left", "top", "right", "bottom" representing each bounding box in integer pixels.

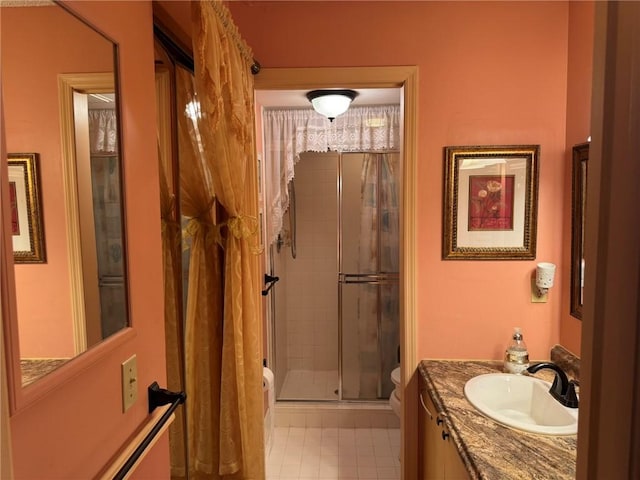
[{"left": 570, "top": 142, "right": 589, "bottom": 319}]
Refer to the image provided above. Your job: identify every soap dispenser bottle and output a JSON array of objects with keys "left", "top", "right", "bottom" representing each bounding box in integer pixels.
[{"left": 504, "top": 327, "right": 530, "bottom": 374}]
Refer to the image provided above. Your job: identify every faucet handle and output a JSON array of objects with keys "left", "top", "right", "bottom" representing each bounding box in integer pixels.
[
  {"left": 564, "top": 381, "right": 579, "bottom": 408},
  {"left": 549, "top": 376, "right": 579, "bottom": 408}
]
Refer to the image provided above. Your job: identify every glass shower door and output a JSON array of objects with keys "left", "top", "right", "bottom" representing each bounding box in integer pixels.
[
  {"left": 339, "top": 152, "right": 400, "bottom": 401},
  {"left": 89, "top": 153, "right": 127, "bottom": 339},
  {"left": 272, "top": 152, "right": 340, "bottom": 401}
]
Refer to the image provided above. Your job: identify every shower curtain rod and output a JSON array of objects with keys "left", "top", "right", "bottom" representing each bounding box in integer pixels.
[
  {"left": 153, "top": 21, "right": 260, "bottom": 75},
  {"left": 207, "top": 0, "right": 261, "bottom": 75},
  {"left": 251, "top": 59, "right": 261, "bottom": 75}
]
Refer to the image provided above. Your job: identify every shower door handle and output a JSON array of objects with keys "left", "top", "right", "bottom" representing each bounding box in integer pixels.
[
  {"left": 339, "top": 273, "right": 399, "bottom": 285},
  {"left": 262, "top": 274, "right": 280, "bottom": 296}
]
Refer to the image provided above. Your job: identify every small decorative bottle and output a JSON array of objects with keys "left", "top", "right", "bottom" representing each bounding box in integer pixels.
[{"left": 504, "top": 327, "right": 530, "bottom": 374}]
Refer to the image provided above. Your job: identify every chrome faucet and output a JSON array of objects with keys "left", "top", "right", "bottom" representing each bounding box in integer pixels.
[{"left": 526, "top": 362, "right": 579, "bottom": 408}]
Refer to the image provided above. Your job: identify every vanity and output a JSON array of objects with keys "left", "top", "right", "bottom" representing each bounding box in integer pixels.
[{"left": 418, "top": 360, "right": 577, "bottom": 479}]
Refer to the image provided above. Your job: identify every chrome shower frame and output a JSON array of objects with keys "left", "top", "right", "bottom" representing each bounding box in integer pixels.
[{"left": 267, "top": 149, "right": 400, "bottom": 404}]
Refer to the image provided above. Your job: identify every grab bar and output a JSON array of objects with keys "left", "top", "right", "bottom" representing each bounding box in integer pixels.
[{"left": 111, "top": 383, "right": 186, "bottom": 480}]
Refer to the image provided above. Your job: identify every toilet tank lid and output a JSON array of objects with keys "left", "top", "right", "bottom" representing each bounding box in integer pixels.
[{"left": 391, "top": 367, "right": 401, "bottom": 385}]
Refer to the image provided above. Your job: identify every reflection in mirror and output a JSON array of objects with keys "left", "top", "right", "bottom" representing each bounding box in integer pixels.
[
  {"left": 1, "top": 3, "right": 128, "bottom": 386},
  {"left": 570, "top": 142, "right": 588, "bottom": 320}
]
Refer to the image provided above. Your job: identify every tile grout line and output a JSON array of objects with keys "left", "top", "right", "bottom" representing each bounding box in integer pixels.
[{"left": 266, "top": 426, "right": 401, "bottom": 480}]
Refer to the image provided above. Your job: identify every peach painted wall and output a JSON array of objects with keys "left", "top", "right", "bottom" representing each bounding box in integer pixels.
[
  {"left": 5, "top": 1, "right": 169, "bottom": 478},
  {"left": 3, "top": 5, "right": 112, "bottom": 358},
  {"left": 560, "top": 1, "right": 595, "bottom": 357},
  {"left": 154, "top": 0, "right": 193, "bottom": 52},
  {"left": 229, "top": 1, "right": 570, "bottom": 361}
]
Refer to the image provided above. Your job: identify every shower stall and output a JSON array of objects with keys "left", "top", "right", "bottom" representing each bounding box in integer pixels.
[{"left": 268, "top": 150, "right": 400, "bottom": 403}]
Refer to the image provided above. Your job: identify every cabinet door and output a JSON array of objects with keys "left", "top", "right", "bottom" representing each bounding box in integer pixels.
[
  {"left": 444, "top": 435, "right": 469, "bottom": 480},
  {"left": 419, "top": 388, "right": 445, "bottom": 479}
]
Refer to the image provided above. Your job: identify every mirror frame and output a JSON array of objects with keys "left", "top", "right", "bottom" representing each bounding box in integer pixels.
[
  {"left": 1, "top": 1, "right": 134, "bottom": 412},
  {"left": 570, "top": 142, "right": 589, "bottom": 320}
]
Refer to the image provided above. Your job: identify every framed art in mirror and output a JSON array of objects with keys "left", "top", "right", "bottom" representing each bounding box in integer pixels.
[
  {"left": 443, "top": 145, "right": 540, "bottom": 260},
  {"left": 570, "top": 142, "right": 589, "bottom": 320},
  {"left": 7, "top": 153, "right": 46, "bottom": 264}
]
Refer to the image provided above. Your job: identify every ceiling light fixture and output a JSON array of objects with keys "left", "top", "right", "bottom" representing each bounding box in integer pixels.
[{"left": 306, "top": 89, "right": 358, "bottom": 122}]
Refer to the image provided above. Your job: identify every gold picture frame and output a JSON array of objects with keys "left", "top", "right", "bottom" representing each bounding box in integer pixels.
[
  {"left": 443, "top": 145, "right": 539, "bottom": 260},
  {"left": 8, "top": 153, "right": 46, "bottom": 263}
]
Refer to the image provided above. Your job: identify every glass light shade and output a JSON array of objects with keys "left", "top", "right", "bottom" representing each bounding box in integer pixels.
[
  {"left": 306, "top": 89, "right": 358, "bottom": 121},
  {"left": 310, "top": 95, "right": 352, "bottom": 119}
]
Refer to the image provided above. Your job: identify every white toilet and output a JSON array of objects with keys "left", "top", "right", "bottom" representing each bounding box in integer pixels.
[{"left": 389, "top": 367, "right": 401, "bottom": 418}]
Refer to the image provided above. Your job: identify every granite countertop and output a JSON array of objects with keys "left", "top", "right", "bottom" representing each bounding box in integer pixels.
[{"left": 418, "top": 360, "right": 577, "bottom": 480}]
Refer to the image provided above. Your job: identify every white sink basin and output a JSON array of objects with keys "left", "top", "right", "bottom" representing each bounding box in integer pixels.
[{"left": 464, "top": 373, "right": 578, "bottom": 435}]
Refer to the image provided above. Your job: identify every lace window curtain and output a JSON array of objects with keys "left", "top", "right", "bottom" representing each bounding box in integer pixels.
[
  {"left": 88, "top": 109, "right": 118, "bottom": 153},
  {"left": 263, "top": 105, "right": 400, "bottom": 245}
]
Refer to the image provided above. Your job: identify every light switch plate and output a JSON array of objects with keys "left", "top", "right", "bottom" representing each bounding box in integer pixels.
[{"left": 121, "top": 354, "right": 138, "bottom": 412}]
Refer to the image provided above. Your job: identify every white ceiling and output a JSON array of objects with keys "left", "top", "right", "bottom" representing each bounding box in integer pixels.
[{"left": 255, "top": 88, "right": 401, "bottom": 109}]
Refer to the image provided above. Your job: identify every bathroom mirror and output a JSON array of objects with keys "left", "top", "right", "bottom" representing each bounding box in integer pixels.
[
  {"left": 1, "top": 2, "right": 128, "bottom": 386},
  {"left": 570, "top": 142, "right": 588, "bottom": 320}
]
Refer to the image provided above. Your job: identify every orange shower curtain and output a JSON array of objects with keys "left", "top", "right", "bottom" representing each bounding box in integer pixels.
[
  {"left": 159, "top": 149, "right": 187, "bottom": 478},
  {"left": 186, "top": 1, "right": 264, "bottom": 478},
  {"left": 176, "top": 64, "right": 226, "bottom": 479}
]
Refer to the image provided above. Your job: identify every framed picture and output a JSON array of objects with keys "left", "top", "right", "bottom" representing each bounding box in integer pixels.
[
  {"left": 443, "top": 145, "right": 539, "bottom": 260},
  {"left": 8, "top": 153, "right": 46, "bottom": 263}
]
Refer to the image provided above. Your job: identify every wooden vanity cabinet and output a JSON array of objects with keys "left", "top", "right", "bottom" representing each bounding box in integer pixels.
[
  {"left": 418, "top": 383, "right": 469, "bottom": 479},
  {"left": 444, "top": 432, "right": 470, "bottom": 479}
]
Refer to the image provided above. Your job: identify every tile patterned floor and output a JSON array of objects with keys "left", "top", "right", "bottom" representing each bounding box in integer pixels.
[{"left": 266, "top": 426, "right": 401, "bottom": 480}]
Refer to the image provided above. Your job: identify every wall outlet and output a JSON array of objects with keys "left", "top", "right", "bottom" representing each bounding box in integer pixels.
[
  {"left": 121, "top": 354, "right": 138, "bottom": 412},
  {"left": 531, "top": 277, "right": 549, "bottom": 303}
]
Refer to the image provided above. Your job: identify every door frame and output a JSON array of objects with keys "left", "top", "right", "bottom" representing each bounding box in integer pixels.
[
  {"left": 58, "top": 73, "right": 117, "bottom": 354},
  {"left": 254, "top": 66, "right": 419, "bottom": 479},
  {"left": 577, "top": 2, "right": 640, "bottom": 477}
]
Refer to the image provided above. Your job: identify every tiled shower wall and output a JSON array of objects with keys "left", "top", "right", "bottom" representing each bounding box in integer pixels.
[{"left": 282, "top": 152, "right": 339, "bottom": 374}]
